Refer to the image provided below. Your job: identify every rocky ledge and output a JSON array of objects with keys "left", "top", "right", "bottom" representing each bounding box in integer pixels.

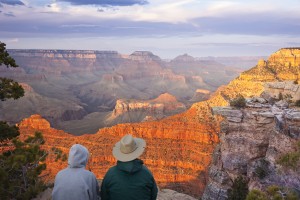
[
  {"left": 33, "top": 187, "right": 197, "bottom": 200},
  {"left": 202, "top": 97, "right": 300, "bottom": 199}
]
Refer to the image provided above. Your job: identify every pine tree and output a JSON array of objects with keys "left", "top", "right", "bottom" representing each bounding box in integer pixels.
[
  {"left": 0, "top": 132, "right": 47, "bottom": 200},
  {"left": 0, "top": 41, "right": 47, "bottom": 199},
  {"left": 0, "top": 41, "right": 24, "bottom": 101}
]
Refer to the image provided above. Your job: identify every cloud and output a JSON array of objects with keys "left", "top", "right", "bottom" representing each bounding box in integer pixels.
[
  {"left": 57, "top": 0, "right": 148, "bottom": 6},
  {"left": 192, "top": 11, "right": 300, "bottom": 36},
  {"left": 0, "top": 0, "right": 24, "bottom": 6},
  {"left": 4, "top": 12, "right": 15, "bottom": 17}
]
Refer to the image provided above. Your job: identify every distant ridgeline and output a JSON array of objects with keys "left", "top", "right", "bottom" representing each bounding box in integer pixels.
[
  {"left": 1, "top": 49, "right": 241, "bottom": 134},
  {"left": 16, "top": 47, "right": 300, "bottom": 199}
]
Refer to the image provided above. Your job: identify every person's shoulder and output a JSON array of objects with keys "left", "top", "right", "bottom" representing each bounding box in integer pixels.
[
  {"left": 106, "top": 165, "right": 118, "bottom": 174},
  {"left": 56, "top": 167, "right": 69, "bottom": 176},
  {"left": 141, "top": 165, "right": 154, "bottom": 177},
  {"left": 81, "top": 168, "right": 97, "bottom": 177}
]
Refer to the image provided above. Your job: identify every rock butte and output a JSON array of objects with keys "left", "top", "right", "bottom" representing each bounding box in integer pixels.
[{"left": 15, "top": 48, "right": 300, "bottom": 198}]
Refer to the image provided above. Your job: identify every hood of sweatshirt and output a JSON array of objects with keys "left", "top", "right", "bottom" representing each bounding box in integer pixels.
[
  {"left": 116, "top": 159, "right": 143, "bottom": 174},
  {"left": 68, "top": 144, "right": 89, "bottom": 168}
]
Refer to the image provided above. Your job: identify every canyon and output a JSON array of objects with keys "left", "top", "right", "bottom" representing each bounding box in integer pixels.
[
  {"left": 11, "top": 48, "right": 300, "bottom": 198},
  {"left": 0, "top": 49, "right": 256, "bottom": 134}
]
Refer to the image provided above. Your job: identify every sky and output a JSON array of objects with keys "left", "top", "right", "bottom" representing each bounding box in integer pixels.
[{"left": 0, "top": 0, "right": 300, "bottom": 58}]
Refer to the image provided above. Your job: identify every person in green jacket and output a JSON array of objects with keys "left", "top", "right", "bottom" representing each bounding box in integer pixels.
[{"left": 100, "top": 134, "right": 158, "bottom": 200}]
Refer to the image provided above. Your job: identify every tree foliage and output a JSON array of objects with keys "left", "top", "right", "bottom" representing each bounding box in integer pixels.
[
  {"left": 0, "top": 41, "right": 24, "bottom": 101},
  {"left": 0, "top": 42, "right": 18, "bottom": 68},
  {"left": 0, "top": 41, "right": 47, "bottom": 199},
  {"left": 0, "top": 121, "right": 20, "bottom": 142},
  {"left": 0, "top": 132, "right": 47, "bottom": 200}
]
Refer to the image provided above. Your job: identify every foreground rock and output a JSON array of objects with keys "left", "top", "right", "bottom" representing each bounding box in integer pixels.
[
  {"left": 33, "top": 188, "right": 197, "bottom": 200},
  {"left": 202, "top": 98, "right": 300, "bottom": 199}
]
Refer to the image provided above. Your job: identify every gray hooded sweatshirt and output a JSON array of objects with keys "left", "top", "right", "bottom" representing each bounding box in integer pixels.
[{"left": 52, "top": 144, "right": 99, "bottom": 200}]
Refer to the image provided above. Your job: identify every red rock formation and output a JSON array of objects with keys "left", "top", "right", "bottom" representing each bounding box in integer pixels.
[{"left": 18, "top": 103, "right": 220, "bottom": 198}]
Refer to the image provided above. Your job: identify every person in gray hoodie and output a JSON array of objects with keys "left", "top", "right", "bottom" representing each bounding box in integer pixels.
[{"left": 52, "top": 144, "right": 99, "bottom": 200}]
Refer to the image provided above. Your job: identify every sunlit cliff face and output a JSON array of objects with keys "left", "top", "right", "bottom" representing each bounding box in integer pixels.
[{"left": 18, "top": 111, "right": 221, "bottom": 198}]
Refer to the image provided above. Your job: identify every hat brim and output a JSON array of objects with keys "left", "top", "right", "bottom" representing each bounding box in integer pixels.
[{"left": 113, "top": 138, "right": 146, "bottom": 162}]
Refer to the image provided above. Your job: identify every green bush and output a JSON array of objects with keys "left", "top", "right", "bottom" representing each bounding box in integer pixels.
[
  {"left": 277, "top": 141, "right": 300, "bottom": 170},
  {"left": 246, "top": 190, "right": 267, "bottom": 200},
  {"left": 230, "top": 95, "right": 246, "bottom": 108},
  {"left": 247, "top": 186, "right": 299, "bottom": 200},
  {"left": 254, "top": 159, "right": 269, "bottom": 179},
  {"left": 277, "top": 152, "right": 300, "bottom": 170},
  {"left": 227, "top": 176, "right": 249, "bottom": 200}
]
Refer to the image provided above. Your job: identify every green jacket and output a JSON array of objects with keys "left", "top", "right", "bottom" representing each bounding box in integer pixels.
[{"left": 100, "top": 159, "right": 158, "bottom": 200}]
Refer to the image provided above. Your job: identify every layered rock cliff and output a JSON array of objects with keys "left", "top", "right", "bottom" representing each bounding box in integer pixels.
[
  {"left": 206, "top": 48, "right": 300, "bottom": 108},
  {"left": 2, "top": 49, "right": 241, "bottom": 134},
  {"left": 18, "top": 109, "right": 220, "bottom": 198},
  {"left": 200, "top": 48, "right": 300, "bottom": 198},
  {"left": 202, "top": 98, "right": 300, "bottom": 199},
  {"left": 109, "top": 93, "right": 186, "bottom": 124}
]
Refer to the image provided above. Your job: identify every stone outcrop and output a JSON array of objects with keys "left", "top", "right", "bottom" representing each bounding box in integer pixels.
[
  {"left": 33, "top": 187, "right": 197, "bottom": 200},
  {"left": 128, "top": 51, "right": 163, "bottom": 63},
  {"left": 202, "top": 98, "right": 300, "bottom": 199},
  {"left": 264, "top": 81, "right": 300, "bottom": 100},
  {"left": 206, "top": 48, "right": 300, "bottom": 108},
  {"left": 171, "top": 54, "right": 196, "bottom": 63},
  {"left": 110, "top": 93, "right": 186, "bottom": 122}
]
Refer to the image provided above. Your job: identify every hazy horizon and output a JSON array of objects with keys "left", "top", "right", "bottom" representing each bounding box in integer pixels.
[{"left": 1, "top": 0, "right": 300, "bottom": 58}]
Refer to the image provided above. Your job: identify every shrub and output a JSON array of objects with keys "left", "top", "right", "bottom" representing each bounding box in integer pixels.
[
  {"left": 295, "top": 100, "right": 300, "bottom": 107},
  {"left": 246, "top": 190, "right": 267, "bottom": 200},
  {"left": 254, "top": 159, "right": 270, "bottom": 179},
  {"left": 277, "top": 141, "right": 300, "bottom": 171},
  {"left": 277, "top": 152, "right": 300, "bottom": 170},
  {"left": 227, "top": 176, "right": 249, "bottom": 200},
  {"left": 230, "top": 95, "right": 246, "bottom": 108},
  {"left": 247, "top": 186, "right": 299, "bottom": 200}
]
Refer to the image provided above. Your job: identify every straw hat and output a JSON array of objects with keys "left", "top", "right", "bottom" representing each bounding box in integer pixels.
[{"left": 113, "top": 134, "right": 146, "bottom": 162}]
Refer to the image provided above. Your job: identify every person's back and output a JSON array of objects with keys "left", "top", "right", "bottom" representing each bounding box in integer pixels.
[
  {"left": 101, "top": 159, "right": 157, "bottom": 200},
  {"left": 52, "top": 144, "right": 99, "bottom": 200},
  {"left": 100, "top": 134, "right": 158, "bottom": 200}
]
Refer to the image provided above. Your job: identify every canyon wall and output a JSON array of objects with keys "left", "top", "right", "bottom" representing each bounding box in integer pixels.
[
  {"left": 8, "top": 48, "right": 300, "bottom": 198},
  {"left": 202, "top": 98, "right": 300, "bottom": 199},
  {"left": 2, "top": 49, "right": 240, "bottom": 134}
]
